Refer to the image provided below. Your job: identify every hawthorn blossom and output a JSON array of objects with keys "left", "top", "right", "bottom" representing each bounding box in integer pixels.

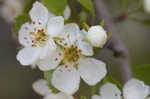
[
  {"left": 87, "top": 26, "right": 107, "bottom": 47},
  {"left": 63, "top": 5, "right": 71, "bottom": 20},
  {"left": 92, "top": 78, "right": 150, "bottom": 99},
  {"left": 32, "top": 79, "right": 74, "bottom": 99},
  {"left": 49, "top": 23, "right": 107, "bottom": 95},
  {"left": 0, "top": 0, "right": 23, "bottom": 23},
  {"left": 144, "top": 0, "right": 150, "bottom": 13},
  {"left": 16, "top": 1, "right": 64, "bottom": 71}
]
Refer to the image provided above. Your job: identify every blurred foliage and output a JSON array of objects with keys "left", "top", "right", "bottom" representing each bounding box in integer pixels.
[
  {"left": 133, "top": 64, "right": 150, "bottom": 86},
  {"left": 77, "top": 0, "right": 95, "bottom": 16},
  {"left": 41, "top": 0, "right": 67, "bottom": 16}
]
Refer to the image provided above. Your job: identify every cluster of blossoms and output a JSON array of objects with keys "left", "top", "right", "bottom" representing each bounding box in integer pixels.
[
  {"left": 16, "top": 1, "right": 150, "bottom": 99},
  {"left": 16, "top": 1, "right": 108, "bottom": 98},
  {"left": 92, "top": 78, "right": 150, "bottom": 99}
]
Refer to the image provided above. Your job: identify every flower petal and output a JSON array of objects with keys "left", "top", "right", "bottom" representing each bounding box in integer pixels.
[
  {"left": 64, "top": 5, "right": 71, "bottom": 20},
  {"left": 144, "top": 0, "right": 150, "bottom": 13},
  {"left": 52, "top": 65, "right": 80, "bottom": 95},
  {"left": 92, "top": 95, "right": 101, "bottom": 99},
  {"left": 44, "top": 93, "right": 74, "bottom": 99},
  {"left": 100, "top": 83, "right": 121, "bottom": 99},
  {"left": 40, "top": 39, "right": 56, "bottom": 59},
  {"left": 77, "top": 41, "right": 93, "bottom": 56},
  {"left": 47, "top": 16, "right": 64, "bottom": 37},
  {"left": 29, "top": 1, "right": 48, "bottom": 25},
  {"left": 57, "top": 23, "right": 82, "bottom": 47},
  {"left": 16, "top": 47, "right": 41, "bottom": 65},
  {"left": 78, "top": 58, "right": 107, "bottom": 85},
  {"left": 18, "top": 22, "right": 34, "bottom": 47},
  {"left": 32, "top": 79, "right": 51, "bottom": 96},
  {"left": 37, "top": 48, "right": 63, "bottom": 71},
  {"left": 123, "top": 78, "right": 150, "bottom": 99}
]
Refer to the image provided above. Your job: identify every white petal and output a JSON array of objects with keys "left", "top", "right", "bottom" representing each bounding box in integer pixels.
[
  {"left": 87, "top": 26, "right": 107, "bottom": 47},
  {"left": 47, "top": 16, "right": 64, "bottom": 37},
  {"left": 92, "top": 95, "right": 101, "bottom": 99},
  {"left": 32, "top": 79, "right": 51, "bottom": 96},
  {"left": 100, "top": 83, "right": 121, "bottom": 99},
  {"left": 144, "top": 0, "right": 150, "bottom": 13},
  {"left": 16, "top": 47, "right": 41, "bottom": 65},
  {"left": 40, "top": 39, "right": 56, "bottom": 59},
  {"left": 18, "top": 22, "right": 34, "bottom": 47},
  {"left": 77, "top": 41, "right": 93, "bottom": 56},
  {"left": 78, "top": 58, "right": 107, "bottom": 85},
  {"left": 29, "top": 1, "right": 48, "bottom": 25},
  {"left": 64, "top": 5, "right": 71, "bottom": 20},
  {"left": 52, "top": 65, "right": 80, "bottom": 95},
  {"left": 37, "top": 48, "right": 63, "bottom": 71},
  {"left": 57, "top": 23, "right": 81, "bottom": 47},
  {"left": 123, "top": 78, "right": 150, "bottom": 99}
]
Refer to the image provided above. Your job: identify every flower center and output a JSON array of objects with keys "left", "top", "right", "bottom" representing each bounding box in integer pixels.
[
  {"left": 63, "top": 45, "right": 82, "bottom": 68},
  {"left": 30, "top": 29, "right": 49, "bottom": 47}
]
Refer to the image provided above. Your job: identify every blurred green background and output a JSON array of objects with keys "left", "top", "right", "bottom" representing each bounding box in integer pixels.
[{"left": 0, "top": 0, "right": 150, "bottom": 99}]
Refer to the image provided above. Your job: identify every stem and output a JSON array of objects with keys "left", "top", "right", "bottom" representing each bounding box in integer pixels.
[{"left": 94, "top": 0, "right": 132, "bottom": 83}]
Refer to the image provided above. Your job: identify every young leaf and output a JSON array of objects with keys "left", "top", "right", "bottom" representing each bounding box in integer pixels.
[
  {"left": 15, "top": 13, "right": 31, "bottom": 33},
  {"left": 77, "top": 0, "right": 95, "bottom": 16},
  {"left": 41, "top": 0, "right": 67, "bottom": 16},
  {"left": 134, "top": 64, "right": 150, "bottom": 86},
  {"left": 44, "top": 70, "right": 59, "bottom": 93},
  {"left": 81, "top": 96, "right": 87, "bottom": 99}
]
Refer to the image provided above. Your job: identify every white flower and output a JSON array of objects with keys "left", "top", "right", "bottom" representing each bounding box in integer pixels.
[
  {"left": 49, "top": 23, "right": 107, "bottom": 95},
  {"left": 92, "top": 78, "right": 150, "bottom": 99},
  {"left": 87, "top": 26, "right": 107, "bottom": 47},
  {"left": 144, "top": 0, "right": 150, "bottom": 13},
  {"left": 16, "top": 1, "right": 64, "bottom": 71},
  {"left": 32, "top": 79, "right": 74, "bottom": 99},
  {"left": 0, "top": 0, "right": 23, "bottom": 23},
  {"left": 63, "top": 5, "right": 71, "bottom": 20}
]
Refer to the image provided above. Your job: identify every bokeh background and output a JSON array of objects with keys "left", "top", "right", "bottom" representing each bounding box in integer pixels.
[{"left": 0, "top": 0, "right": 150, "bottom": 99}]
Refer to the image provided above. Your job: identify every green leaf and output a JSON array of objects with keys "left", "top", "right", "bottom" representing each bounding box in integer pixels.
[
  {"left": 41, "top": 0, "right": 67, "bottom": 16},
  {"left": 77, "top": 0, "right": 95, "bottom": 16},
  {"left": 44, "top": 70, "right": 59, "bottom": 93},
  {"left": 81, "top": 96, "right": 87, "bottom": 99},
  {"left": 15, "top": 13, "right": 31, "bottom": 33},
  {"left": 134, "top": 64, "right": 150, "bottom": 86},
  {"left": 103, "top": 75, "right": 122, "bottom": 90},
  {"left": 100, "top": 19, "right": 105, "bottom": 27}
]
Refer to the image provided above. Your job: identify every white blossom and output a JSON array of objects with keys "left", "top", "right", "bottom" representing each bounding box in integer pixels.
[
  {"left": 16, "top": 1, "right": 64, "bottom": 71},
  {"left": 49, "top": 23, "right": 107, "bottom": 95},
  {"left": 144, "top": 0, "right": 150, "bottom": 13},
  {"left": 32, "top": 79, "right": 74, "bottom": 99},
  {"left": 92, "top": 78, "right": 150, "bottom": 99},
  {"left": 64, "top": 5, "right": 71, "bottom": 20},
  {"left": 0, "top": 0, "right": 23, "bottom": 23},
  {"left": 87, "top": 26, "right": 107, "bottom": 47}
]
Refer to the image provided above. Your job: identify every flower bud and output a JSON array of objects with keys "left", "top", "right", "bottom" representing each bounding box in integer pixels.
[{"left": 87, "top": 26, "right": 107, "bottom": 47}]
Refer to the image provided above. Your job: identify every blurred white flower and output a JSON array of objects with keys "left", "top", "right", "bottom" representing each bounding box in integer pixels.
[
  {"left": 16, "top": 1, "right": 64, "bottom": 71},
  {"left": 87, "top": 26, "right": 107, "bottom": 47},
  {"left": 92, "top": 78, "right": 150, "bottom": 99},
  {"left": 64, "top": 5, "right": 71, "bottom": 20},
  {"left": 144, "top": 0, "right": 150, "bottom": 13},
  {"left": 50, "top": 23, "right": 107, "bottom": 95},
  {"left": 0, "top": 0, "right": 23, "bottom": 23},
  {"left": 32, "top": 79, "right": 74, "bottom": 99}
]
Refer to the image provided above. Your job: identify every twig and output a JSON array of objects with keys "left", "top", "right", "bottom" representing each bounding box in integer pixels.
[{"left": 94, "top": 0, "right": 132, "bottom": 83}]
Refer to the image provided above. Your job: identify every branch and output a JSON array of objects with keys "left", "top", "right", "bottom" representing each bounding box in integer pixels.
[{"left": 94, "top": 0, "right": 132, "bottom": 83}]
